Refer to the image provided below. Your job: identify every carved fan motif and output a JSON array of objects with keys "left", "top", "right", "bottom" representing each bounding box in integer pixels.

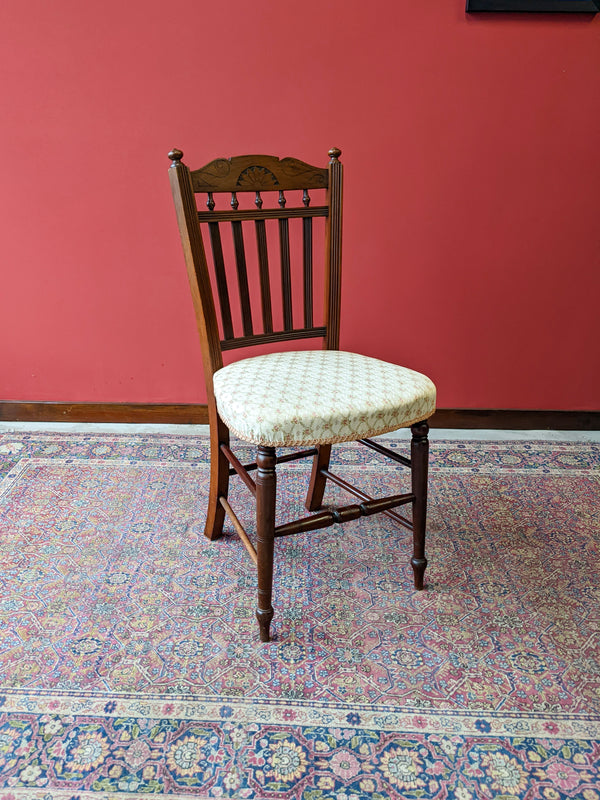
[{"left": 236, "top": 165, "right": 280, "bottom": 189}]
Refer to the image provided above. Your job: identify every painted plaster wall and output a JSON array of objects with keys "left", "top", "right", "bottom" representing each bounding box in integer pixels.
[{"left": 1, "top": 1, "right": 598, "bottom": 408}]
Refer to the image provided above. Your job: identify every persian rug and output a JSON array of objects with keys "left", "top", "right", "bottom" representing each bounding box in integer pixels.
[{"left": 0, "top": 431, "right": 598, "bottom": 800}]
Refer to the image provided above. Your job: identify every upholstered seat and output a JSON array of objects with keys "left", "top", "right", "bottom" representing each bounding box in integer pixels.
[{"left": 213, "top": 350, "right": 436, "bottom": 447}]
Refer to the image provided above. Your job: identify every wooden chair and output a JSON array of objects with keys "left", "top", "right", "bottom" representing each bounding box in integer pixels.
[{"left": 168, "top": 147, "right": 436, "bottom": 642}]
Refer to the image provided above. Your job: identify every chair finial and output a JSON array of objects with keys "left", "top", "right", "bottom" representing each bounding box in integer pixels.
[
  {"left": 168, "top": 148, "right": 184, "bottom": 165},
  {"left": 328, "top": 147, "right": 342, "bottom": 162}
]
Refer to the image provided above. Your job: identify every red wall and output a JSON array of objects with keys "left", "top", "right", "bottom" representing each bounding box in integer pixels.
[{"left": 1, "top": 0, "right": 598, "bottom": 409}]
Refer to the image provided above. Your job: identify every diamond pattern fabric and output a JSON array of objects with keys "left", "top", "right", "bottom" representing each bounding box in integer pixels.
[{"left": 212, "top": 350, "right": 436, "bottom": 447}]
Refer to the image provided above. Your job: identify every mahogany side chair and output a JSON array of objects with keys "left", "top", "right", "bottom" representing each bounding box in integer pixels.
[{"left": 168, "top": 147, "right": 436, "bottom": 642}]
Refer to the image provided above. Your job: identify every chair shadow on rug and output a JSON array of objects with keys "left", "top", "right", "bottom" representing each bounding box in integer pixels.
[{"left": 168, "top": 147, "right": 436, "bottom": 642}]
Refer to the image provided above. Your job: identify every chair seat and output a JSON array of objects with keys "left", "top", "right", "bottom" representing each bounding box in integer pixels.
[{"left": 213, "top": 350, "right": 436, "bottom": 447}]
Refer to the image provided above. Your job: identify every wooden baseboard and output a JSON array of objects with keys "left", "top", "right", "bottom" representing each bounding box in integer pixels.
[
  {"left": 0, "top": 402, "right": 209, "bottom": 425},
  {"left": 1, "top": 402, "right": 598, "bottom": 430},
  {"left": 429, "top": 409, "right": 599, "bottom": 430}
]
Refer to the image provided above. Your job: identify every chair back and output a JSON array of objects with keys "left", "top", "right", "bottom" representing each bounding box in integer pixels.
[{"left": 168, "top": 148, "right": 343, "bottom": 385}]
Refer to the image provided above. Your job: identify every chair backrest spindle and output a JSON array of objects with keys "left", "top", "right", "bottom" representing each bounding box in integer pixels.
[
  {"left": 255, "top": 215, "right": 273, "bottom": 333},
  {"left": 277, "top": 189, "right": 293, "bottom": 331},
  {"left": 207, "top": 220, "right": 234, "bottom": 340},
  {"left": 303, "top": 215, "right": 314, "bottom": 328}
]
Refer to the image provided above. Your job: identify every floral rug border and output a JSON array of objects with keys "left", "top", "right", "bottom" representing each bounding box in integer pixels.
[{"left": 1, "top": 690, "right": 598, "bottom": 741}]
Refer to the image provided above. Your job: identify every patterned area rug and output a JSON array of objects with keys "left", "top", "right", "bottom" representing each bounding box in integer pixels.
[{"left": 0, "top": 431, "right": 598, "bottom": 799}]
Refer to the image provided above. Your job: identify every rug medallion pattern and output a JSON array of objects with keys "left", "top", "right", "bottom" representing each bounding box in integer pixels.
[{"left": 0, "top": 433, "right": 598, "bottom": 798}]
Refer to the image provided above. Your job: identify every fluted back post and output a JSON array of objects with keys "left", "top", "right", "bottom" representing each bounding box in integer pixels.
[{"left": 324, "top": 147, "right": 343, "bottom": 350}]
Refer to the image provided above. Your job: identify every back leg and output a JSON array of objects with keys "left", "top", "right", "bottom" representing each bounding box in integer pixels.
[
  {"left": 305, "top": 443, "right": 331, "bottom": 511},
  {"left": 204, "top": 416, "right": 230, "bottom": 540}
]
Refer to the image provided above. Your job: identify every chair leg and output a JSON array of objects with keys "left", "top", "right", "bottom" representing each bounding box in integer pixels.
[
  {"left": 305, "top": 444, "right": 331, "bottom": 511},
  {"left": 256, "top": 445, "right": 277, "bottom": 642},
  {"left": 410, "top": 420, "right": 429, "bottom": 589},
  {"left": 204, "top": 418, "right": 230, "bottom": 541}
]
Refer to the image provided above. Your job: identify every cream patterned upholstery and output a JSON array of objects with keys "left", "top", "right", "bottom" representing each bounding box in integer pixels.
[{"left": 212, "top": 350, "right": 436, "bottom": 447}]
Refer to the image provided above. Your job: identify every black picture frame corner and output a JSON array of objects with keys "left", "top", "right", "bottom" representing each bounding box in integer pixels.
[{"left": 466, "top": 0, "right": 598, "bottom": 11}]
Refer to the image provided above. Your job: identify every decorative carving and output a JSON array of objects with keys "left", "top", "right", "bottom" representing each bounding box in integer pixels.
[
  {"left": 280, "top": 157, "right": 328, "bottom": 187},
  {"left": 191, "top": 158, "right": 232, "bottom": 189},
  {"left": 191, "top": 155, "right": 328, "bottom": 193},
  {"left": 236, "top": 165, "right": 280, "bottom": 189}
]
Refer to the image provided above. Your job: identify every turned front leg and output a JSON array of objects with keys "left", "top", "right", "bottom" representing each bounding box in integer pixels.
[
  {"left": 410, "top": 421, "right": 429, "bottom": 589},
  {"left": 256, "top": 445, "right": 277, "bottom": 642}
]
